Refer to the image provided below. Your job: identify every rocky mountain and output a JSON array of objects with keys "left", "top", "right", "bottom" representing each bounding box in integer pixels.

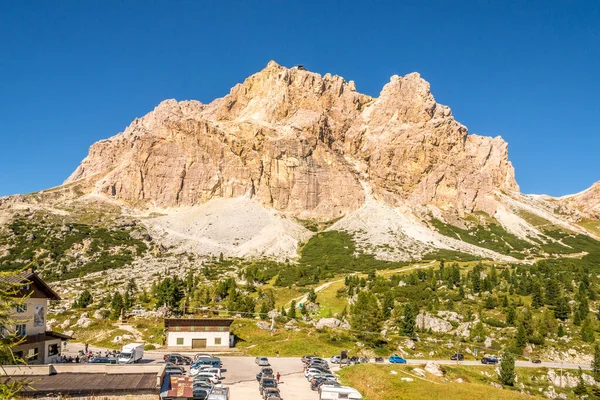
[
  {"left": 1, "top": 61, "right": 599, "bottom": 275},
  {"left": 66, "top": 61, "right": 518, "bottom": 219}
]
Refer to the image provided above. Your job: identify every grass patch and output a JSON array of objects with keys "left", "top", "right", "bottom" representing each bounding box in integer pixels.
[
  {"left": 430, "top": 219, "right": 532, "bottom": 258},
  {"left": 231, "top": 319, "right": 358, "bottom": 357},
  {"left": 338, "top": 364, "right": 551, "bottom": 400}
]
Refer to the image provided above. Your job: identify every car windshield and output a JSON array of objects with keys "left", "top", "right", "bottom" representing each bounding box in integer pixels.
[
  {"left": 262, "top": 380, "right": 276, "bottom": 387},
  {"left": 263, "top": 368, "right": 273, "bottom": 374},
  {"left": 120, "top": 352, "right": 131, "bottom": 358}
]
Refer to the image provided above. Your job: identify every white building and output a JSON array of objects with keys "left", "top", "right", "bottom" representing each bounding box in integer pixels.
[
  {"left": 1, "top": 269, "right": 70, "bottom": 364},
  {"left": 165, "top": 318, "right": 233, "bottom": 350}
]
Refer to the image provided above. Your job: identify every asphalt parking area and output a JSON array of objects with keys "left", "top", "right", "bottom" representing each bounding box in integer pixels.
[{"left": 223, "top": 356, "right": 319, "bottom": 400}]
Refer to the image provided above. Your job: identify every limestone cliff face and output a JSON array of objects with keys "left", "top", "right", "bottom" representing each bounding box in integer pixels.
[{"left": 66, "top": 61, "right": 519, "bottom": 218}]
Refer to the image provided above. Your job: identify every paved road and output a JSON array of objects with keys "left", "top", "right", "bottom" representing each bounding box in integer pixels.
[{"left": 64, "top": 343, "right": 592, "bottom": 371}]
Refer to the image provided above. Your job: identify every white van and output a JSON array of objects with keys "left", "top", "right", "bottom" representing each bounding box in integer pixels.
[{"left": 319, "top": 385, "right": 362, "bottom": 399}]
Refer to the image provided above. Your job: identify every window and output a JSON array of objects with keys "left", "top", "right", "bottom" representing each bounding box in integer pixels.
[
  {"left": 214, "top": 337, "right": 221, "bottom": 345},
  {"left": 219, "top": 327, "right": 224, "bottom": 332},
  {"left": 205, "top": 327, "right": 209, "bottom": 331},
  {"left": 16, "top": 304, "right": 27, "bottom": 313},
  {"left": 48, "top": 344, "right": 59, "bottom": 357},
  {"left": 28, "top": 348, "right": 38, "bottom": 361},
  {"left": 190, "top": 326, "right": 195, "bottom": 331},
  {"left": 175, "top": 327, "right": 180, "bottom": 331},
  {"left": 176, "top": 338, "right": 184, "bottom": 345},
  {"left": 16, "top": 324, "right": 26, "bottom": 337}
]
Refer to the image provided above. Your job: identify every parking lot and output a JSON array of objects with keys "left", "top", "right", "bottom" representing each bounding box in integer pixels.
[
  {"left": 222, "top": 356, "right": 321, "bottom": 400},
  {"left": 64, "top": 344, "right": 332, "bottom": 399}
]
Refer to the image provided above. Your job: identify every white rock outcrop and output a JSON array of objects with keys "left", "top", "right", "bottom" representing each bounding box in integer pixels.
[{"left": 416, "top": 312, "right": 453, "bottom": 333}]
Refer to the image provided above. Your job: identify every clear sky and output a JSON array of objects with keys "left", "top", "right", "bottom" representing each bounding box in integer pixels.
[{"left": 1, "top": 1, "right": 598, "bottom": 197}]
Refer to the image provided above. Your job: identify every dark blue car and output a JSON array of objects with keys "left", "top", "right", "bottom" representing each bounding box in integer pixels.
[{"left": 389, "top": 355, "right": 407, "bottom": 364}]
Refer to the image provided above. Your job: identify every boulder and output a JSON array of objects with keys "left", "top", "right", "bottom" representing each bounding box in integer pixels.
[
  {"left": 316, "top": 318, "right": 343, "bottom": 329},
  {"left": 412, "top": 368, "right": 426, "bottom": 377},
  {"left": 113, "top": 336, "right": 122, "bottom": 343},
  {"left": 416, "top": 312, "right": 452, "bottom": 333},
  {"left": 437, "top": 311, "right": 462, "bottom": 323},
  {"left": 484, "top": 337, "right": 492, "bottom": 348},
  {"left": 60, "top": 319, "right": 72, "bottom": 330},
  {"left": 455, "top": 322, "right": 472, "bottom": 338},
  {"left": 285, "top": 319, "right": 298, "bottom": 330},
  {"left": 256, "top": 321, "right": 271, "bottom": 331},
  {"left": 424, "top": 361, "right": 444, "bottom": 376},
  {"left": 403, "top": 339, "right": 416, "bottom": 350},
  {"left": 490, "top": 382, "right": 503, "bottom": 389},
  {"left": 546, "top": 369, "right": 578, "bottom": 388},
  {"left": 400, "top": 377, "right": 413, "bottom": 382}
]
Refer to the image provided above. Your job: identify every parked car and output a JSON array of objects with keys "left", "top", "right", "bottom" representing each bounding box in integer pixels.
[
  {"left": 257, "top": 357, "right": 270, "bottom": 366},
  {"left": 165, "top": 354, "right": 192, "bottom": 365},
  {"left": 481, "top": 356, "right": 498, "bottom": 365},
  {"left": 389, "top": 355, "right": 407, "bottom": 364},
  {"left": 195, "top": 353, "right": 212, "bottom": 361},
  {"left": 259, "top": 378, "right": 278, "bottom": 396},
  {"left": 256, "top": 367, "right": 274, "bottom": 381},
  {"left": 374, "top": 357, "right": 384, "bottom": 363},
  {"left": 89, "top": 357, "right": 117, "bottom": 364},
  {"left": 165, "top": 367, "right": 185, "bottom": 376},
  {"left": 450, "top": 353, "right": 464, "bottom": 361},
  {"left": 262, "top": 387, "right": 281, "bottom": 399},
  {"left": 330, "top": 355, "right": 341, "bottom": 364},
  {"left": 532, "top": 358, "right": 542, "bottom": 364},
  {"left": 302, "top": 355, "right": 316, "bottom": 363}
]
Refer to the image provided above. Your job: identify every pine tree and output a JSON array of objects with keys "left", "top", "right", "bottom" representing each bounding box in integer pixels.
[
  {"left": 485, "top": 296, "right": 496, "bottom": 310},
  {"left": 471, "top": 321, "right": 486, "bottom": 343},
  {"left": 288, "top": 300, "right": 297, "bottom": 319},
  {"left": 515, "top": 323, "right": 527, "bottom": 353},
  {"left": 110, "top": 292, "right": 124, "bottom": 319},
  {"left": 498, "top": 350, "right": 516, "bottom": 386},
  {"left": 259, "top": 302, "right": 269, "bottom": 320},
  {"left": 77, "top": 289, "right": 93, "bottom": 308},
  {"left": 555, "top": 296, "right": 571, "bottom": 321},
  {"left": 592, "top": 344, "right": 600, "bottom": 381},
  {"left": 382, "top": 292, "right": 394, "bottom": 319},
  {"left": 574, "top": 367, "right": 588, "bottom": 396},
  {"left": 401, "top": 303, "right": 416, "bottom": 337},
  {"left": 581, "top": 317, "right": 595, "bottom": 343},
  {"left": 531, "top": 281, "right": 544, "bottom": 309},
  {"left": 307, "top": 288, "right": 317, "bottom": 303},
  {"left": 506, "top": 306, "right": 516, "bottom": 326},
  {"left": 557, "top": 323, "right": 566, "bottom": 337},
  {"left": 350, "top": 291, "right": 384, "bottom": 343}
]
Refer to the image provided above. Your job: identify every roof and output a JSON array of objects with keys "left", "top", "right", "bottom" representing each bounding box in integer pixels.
[
  {"left": 19, "top": 331, "right": 73, "bottom": 346},
  {"left": 0, "top": 372, "right": 158, "bottom": 396},
  {"left": 0, "top": 270, "right": 61, "bottom": 300},
  {"left": 164, "top": 318, "right": 234, "bottom": 328}
]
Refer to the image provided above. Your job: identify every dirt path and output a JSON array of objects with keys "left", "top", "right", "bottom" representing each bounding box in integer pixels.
[{"left": 115, "top": 323, "right": 144, "bottom": 342}]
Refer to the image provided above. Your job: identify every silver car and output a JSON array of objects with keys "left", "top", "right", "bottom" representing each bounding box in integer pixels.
[{"left": 258, "top": 357, "right": 270, "bottom": 366}]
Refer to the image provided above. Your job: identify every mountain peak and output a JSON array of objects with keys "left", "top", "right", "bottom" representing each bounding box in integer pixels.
[{"left": 65, "top": 64, "right": 518, "bottom": 219}]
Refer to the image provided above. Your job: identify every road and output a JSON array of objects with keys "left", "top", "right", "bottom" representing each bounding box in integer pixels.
[{"left": 64, "top": 342, "right": 592, "bottom": 371}]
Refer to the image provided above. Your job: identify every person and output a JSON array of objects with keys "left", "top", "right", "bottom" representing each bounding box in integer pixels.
[
  {"left": 276, "top": 350, "right": 279, "bottom": 358},
  {"left": 84, "top": 343, "right": 88, "bottom": 354},
  {"left": 276, "top": 372, "right": 280, "bottom": 383}
]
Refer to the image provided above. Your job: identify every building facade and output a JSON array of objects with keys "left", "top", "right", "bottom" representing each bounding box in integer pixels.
[
  {"left": 164, "top": 318, "right": 233, "bottom": 350},
  {"left": 1, "top": 270, "right": 70, "bottom": 364}
]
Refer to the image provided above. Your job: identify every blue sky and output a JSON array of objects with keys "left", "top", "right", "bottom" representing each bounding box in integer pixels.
[{"left": 1, "top": 1, "right": 598, "bottom": 197}]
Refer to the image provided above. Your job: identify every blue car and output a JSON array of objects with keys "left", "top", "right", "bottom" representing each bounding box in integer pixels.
[{"left": 389, "top": 355, "right": 407, "bottom": 364}]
